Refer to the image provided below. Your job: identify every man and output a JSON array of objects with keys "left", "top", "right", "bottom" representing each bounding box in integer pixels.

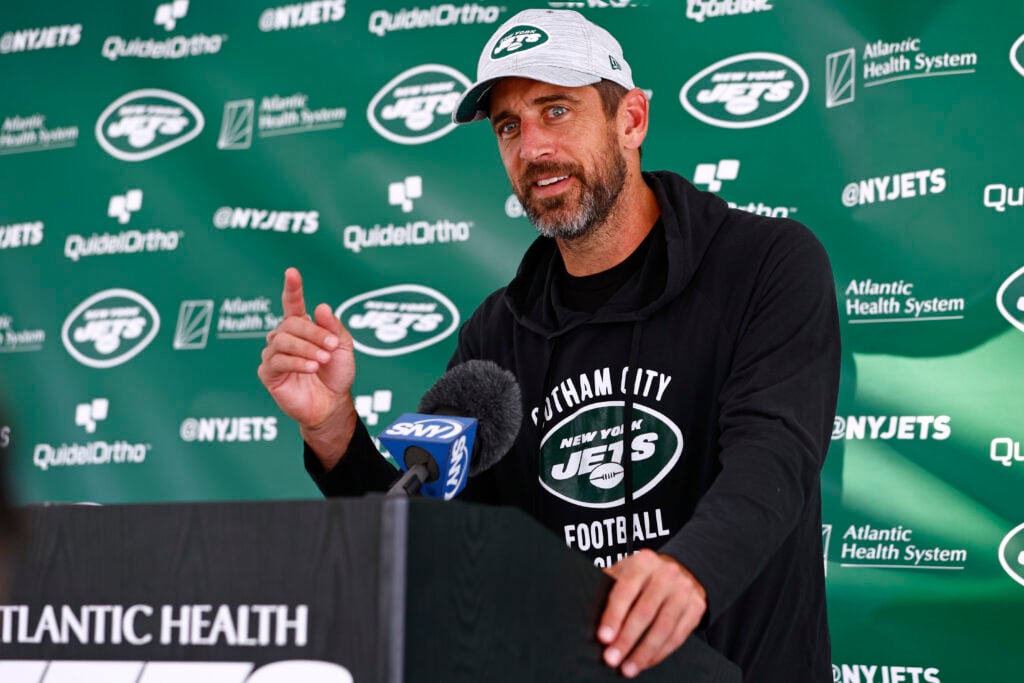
[{"left": 259, "top": 9, "right": 840, "bottom": 681}]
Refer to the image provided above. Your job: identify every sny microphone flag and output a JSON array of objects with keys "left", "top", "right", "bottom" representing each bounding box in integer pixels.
[{"left": 378, "top": 413, "right": 478, "bottom": 500}]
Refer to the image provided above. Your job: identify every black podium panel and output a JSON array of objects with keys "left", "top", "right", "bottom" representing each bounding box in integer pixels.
[{"left": 0, "top": 497, "right": 741, "bottom": 683}]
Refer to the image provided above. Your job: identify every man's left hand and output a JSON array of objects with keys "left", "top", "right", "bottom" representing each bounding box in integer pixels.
[{"left": 597, "top": 549, "right": 707, "bottom": 678}]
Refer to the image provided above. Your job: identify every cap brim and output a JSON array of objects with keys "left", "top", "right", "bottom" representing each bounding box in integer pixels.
[{"left": 453, "top": 67, "right": 603, "bottom": 124}]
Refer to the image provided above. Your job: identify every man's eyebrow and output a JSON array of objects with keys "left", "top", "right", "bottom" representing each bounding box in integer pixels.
[{"left": 490, "top": 92, "right": 584, "bottom": 126}]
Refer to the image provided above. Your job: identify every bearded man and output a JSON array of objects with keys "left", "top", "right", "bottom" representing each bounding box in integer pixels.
[{"left": 259, "top": 9, "right": 840, "bottom": 682}]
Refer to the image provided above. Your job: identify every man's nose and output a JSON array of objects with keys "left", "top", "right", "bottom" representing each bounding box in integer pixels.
[{"left": 518, "top": 120, "right": 554, "bottom": 162}]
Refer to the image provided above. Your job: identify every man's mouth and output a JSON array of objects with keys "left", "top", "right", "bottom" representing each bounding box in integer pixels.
[{"left": 535, "top": 175, "right": 569, "bottom": 187}]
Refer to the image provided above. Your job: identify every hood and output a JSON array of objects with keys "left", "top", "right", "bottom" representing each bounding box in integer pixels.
[{"left": 503, "top": 170, "right": 731, "bottom": 336}]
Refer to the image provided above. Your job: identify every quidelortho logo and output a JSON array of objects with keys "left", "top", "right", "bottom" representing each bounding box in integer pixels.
[
  {"left": 75, "top": 398, "right": 110, "bottom": 433},
  {"left": 843, "top": 278, "right": 965, "bottom": 324},
  {"left": 1013, "top": 34, "right": 1024, "bottom": 77},
  {"left": 108, "top": 189, "right": 143, "bottom": 224},
  {"left": 0, "top": 314, "right": 45, "bottom": 353},
  {"left": 832, "top": 665, "right": 941, "bottom": 683},
  {"left": 680, "top": 52, "right": 808, "bottom": 129},
  {"left": 367, "top": 64, "right": 471, "bottom": 144},
  {"left": 0, "top": 661, "right": 352, "bottom": 682},
  {"left": 1000, "top": 523, "right": 1024, "bottom": 587},
  {"left": 180, "top": 416, "right": 278, "bottom": 442},
  {"left": 996, "top": 266, "right": 1024, "bottom": 333},
  {"left": 335, "top": 285, "right": 459, "bottom": 357},
  {"left": 101, "top": 1, "right": 225, "bottom": 61},
  {"left": 983, "top": 183, "right": 1023, "bottom": 213},
  {"left": 61, "top": 289, "right": 160, "bottom": 369},
  {"left": 539, "top": 401, "right": 683, "bottom": 509},
  {"left": 842, "top": 168, "right": 946, "bottom": 207},
  {"left": 355, "top": 389, "right": 393, "bottom": 427},
  {"left": 217, "top": 94, "right": 347, "bottom": 150},
  {"left": 490, "top": 25, "right": 548, "bottom": 59},
  {"left": 343, "top": 176, "right": 473, "bottom": 253},
  {"left": 0, "top": 24, "right": 81, "bottom": 54},
  {"left": 693, "top": 159, "right": 739, "bottom": 192},
  {"left": 369, "top": 4, "right": 502, "bottom": 37},
  {"left": 389, "top": 176, "right": 422, "bottom": 213},
  {"left": 1, "top": 114, "right": 79, "bottom": 156},
  {"left": 0, "top": 220, "right": 44, "bottom": 250},
  {"left": 826, "top": 37, "right": 977, "bottom": 108},
  {"left": 836, "top": 524, "right": 967, "bottom": 570},
  {"left": 155, "top": 0, "right": 189, "bottom": 30},
  {"left": 692, "top": 160, "right": 796, "bottom": 217},
  {"left": 832, "top": 416, "right": 951, "bottom": 441},
  {"left": 213, "top": 206, "right": 320, "bottom": 234},
  {"left": 33, "top": 402, "right": 150, "bottom": 472},
  {"left": 96, "top": 89, "right": 204, "bottom": 162},
  {"left": 991, "top": 437, "right": 1023, "bottom": 467},
  {"left": 259, "top": 0, "right": 346, "bottom": 31},
  {"left": 685, "top": 0, "right": 772, "bottom": 23},
  {"left": 173, "top": 297, "right": 283, "bottom": 349},
  {"left": 65, "top": 190, "right": 183, "bottom": 262}
]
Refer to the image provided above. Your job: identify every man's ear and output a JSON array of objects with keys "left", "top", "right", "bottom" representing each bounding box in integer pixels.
[{"left": 618, "top": 88, "right": 649, "bottom": 152}]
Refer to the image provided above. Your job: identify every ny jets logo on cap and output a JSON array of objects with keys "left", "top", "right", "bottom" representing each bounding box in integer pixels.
[{"left": 491, "top": 25, "right": 548, "bottom": 59}]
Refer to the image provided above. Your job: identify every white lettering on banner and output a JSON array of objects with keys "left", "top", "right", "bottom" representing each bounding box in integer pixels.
[
  {"left": 342, "top": 220, "right": 472, "bottom": 253},
  {"left": 335, "top": 285, "right": 459, "bottom": 357},
  {"left": 0, "top": 660, "right": 352, "bottom": 683},
  {"left": 64, "top": 230, "right": 183, "bottom": 261},
  {"left": 0, "top": 115, "right": 79, "bottom": 155},
  {"left": 685, "top": 0, "right": 772, "bottom": 23},
  {"left": 0, "top": 25, "right": 82, "bottom": 54},
  {"left": 983, "top": 183, "right": 1024, "bottom": 213},
  {"left": 367, "top": 64, "right": 470, "bottom": 144},
  {"left": 33, "top": 442, "right": 150, "bottom": 471},
  {"left": 213, "top": 208, "right": 320, "bottom": 233},
  {"left": 0, "top": 222, "right": 44, "bottom": 249},
  {"left": 832, "top": 664, "right": 941, "bottom": 683},
  {"left": 0, "top": 314, "right": 45, "bottom": 354},
  {"left": 838, "top": 525, "right": 967, "bottom": 570},
  {"left": 842, "top": 168, "right": 947, "bottom": 206},
  {"left": 991, "top": 437, "right": 1023, "bottom": 467},
  {"left": 101, "top": 34, "right": 225, "bottom": 61},
  {"left": 0, "top": 426, "right": 10, "bottom": 448},
  {"left": 0, "top": 604, "right": 309, "bottom": 648},
  {"left": 831, "top": 416, "right": 952, "bottom": 441},
  {"left": 259, "top": 0, "right": 346, "bottom": 32},
  {"left": 218, "top": 95, "right": 346, "bottom": 150},
  {"left": 843, "top": 279, "right": 965, "bottom": 324},
  {"left": 180, "top": 417, "right": 279, "bottom": 442},
  {"left": 368, "top": 4, "right": 502, "bottom": 36}
]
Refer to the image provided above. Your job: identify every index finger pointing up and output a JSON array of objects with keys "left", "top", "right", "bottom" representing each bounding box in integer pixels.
[{"left": 282, "top": 267, "right": 308, "bottom": 318}]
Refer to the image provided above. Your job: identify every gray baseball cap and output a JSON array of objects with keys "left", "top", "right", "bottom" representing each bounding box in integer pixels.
[{"left": 453, "top": 9, "right": 635, "bottom": 124}]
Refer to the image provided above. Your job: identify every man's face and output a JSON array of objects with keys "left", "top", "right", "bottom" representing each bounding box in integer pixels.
[{"left": 488, "top": 78, "right": 626, "bottom": 240}]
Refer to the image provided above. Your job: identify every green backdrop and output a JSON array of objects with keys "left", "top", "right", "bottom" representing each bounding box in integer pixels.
[{"left": 2, "top": 1, "right": 1022, "bottom": 679}]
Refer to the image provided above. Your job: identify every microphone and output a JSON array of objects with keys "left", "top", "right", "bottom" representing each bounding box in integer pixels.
[{"left": 379, "top": 360, "right": 522, "bottom": 499}]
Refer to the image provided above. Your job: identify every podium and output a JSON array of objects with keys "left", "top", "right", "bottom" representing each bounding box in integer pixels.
[{"left": 0, "top": 497, "right": 741, "bottom": 682}]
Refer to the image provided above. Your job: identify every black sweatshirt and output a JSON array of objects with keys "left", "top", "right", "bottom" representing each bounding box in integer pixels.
[{"left": 308, "top": 171, "right": 841, "bottom": 682}]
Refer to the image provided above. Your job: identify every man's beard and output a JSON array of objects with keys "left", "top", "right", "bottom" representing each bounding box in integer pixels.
[{"left": 514, "top": 143, "right": 627, "bottom": 241}]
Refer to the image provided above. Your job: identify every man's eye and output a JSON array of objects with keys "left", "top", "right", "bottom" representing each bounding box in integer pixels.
[
  {"left": 497, "top": 120, "right": 518, "bottom": 136},
  {"left": 548, "top": 105, "right": 568, "bottom": 117}
]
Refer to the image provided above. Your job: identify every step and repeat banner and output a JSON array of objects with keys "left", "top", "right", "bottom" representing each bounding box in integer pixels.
[{"left": 1, "top": 0, "right": 1022, "bottom": 679}]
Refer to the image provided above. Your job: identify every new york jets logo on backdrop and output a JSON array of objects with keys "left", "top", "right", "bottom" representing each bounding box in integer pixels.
[
  {"left": 490, "top": 25, "right": 548, "bottom": 59},
  {"left": 680, "top": 52, "right": 808, "bottom": 129},
  {"left": 367, "top": 64, "right": 470, "bottom": 144},
  {"left": 334, "top": 284, "right": 459, "bottom": 357},
  {"left": 996, "top": 266, "right": 1024, "bottom": 334},
  {"left": 95, "top": 89, "right": 204, "bottom": 161},
  {"left": 62, "top": 289, "right": 161, "bottom": 368},
  {"left": 540, "top": 401, "right": 683, "bottom": 509}
]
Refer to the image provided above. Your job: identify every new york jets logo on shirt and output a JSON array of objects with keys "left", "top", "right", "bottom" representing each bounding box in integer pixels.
[
  {"left": 490, "top": 25, "right": 548, "bottom": 59},
  {"left": 539, "top": 401, "right": 683, "bottom": 509}
]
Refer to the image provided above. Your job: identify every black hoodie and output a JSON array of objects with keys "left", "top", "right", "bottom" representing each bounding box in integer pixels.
[{"left": 309, "top": 170, "right": 841, "bottom": 681}]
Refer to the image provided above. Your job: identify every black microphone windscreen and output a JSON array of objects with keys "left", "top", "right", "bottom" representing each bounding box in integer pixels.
[{"left": 418, "top": 359, "right": 522, "bottom": 476}]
